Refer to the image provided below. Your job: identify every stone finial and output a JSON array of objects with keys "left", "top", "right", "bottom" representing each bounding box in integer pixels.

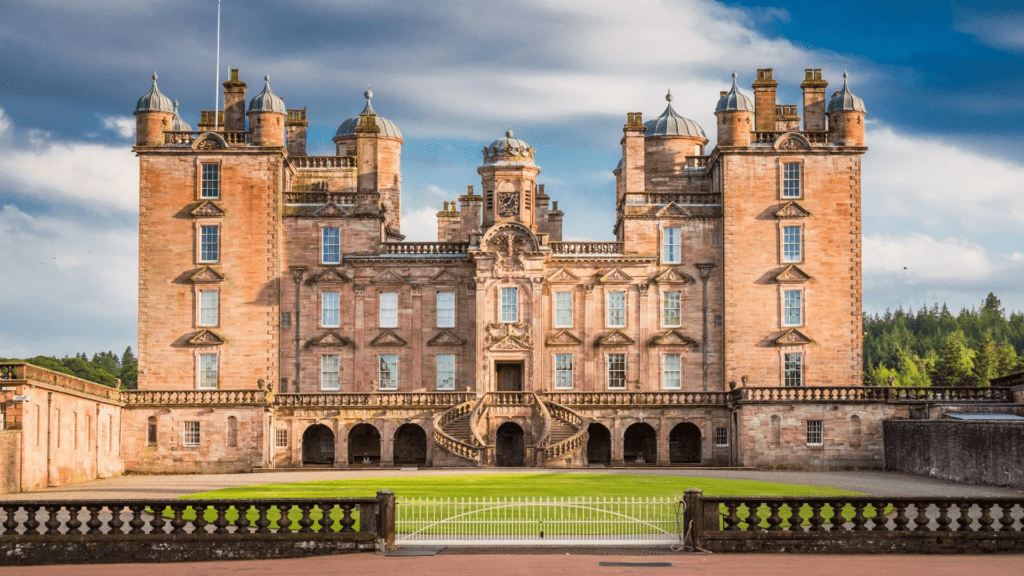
[{"left": 666, "top": 89, "right": 673, "bottom": 102}]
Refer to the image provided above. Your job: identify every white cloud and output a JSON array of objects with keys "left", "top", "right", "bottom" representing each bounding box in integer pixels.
[
  {"left": 955, "top": 6, "right": 1024, "bottom": 53},
  {"left": 99, "top": 115, "right": 136, "bottom": 139},
  {"left": 864, "top": 233, "right": 992, "bottom": 281},
  {"left": 400, "top": 207, "right": 439, "bottom": 242}
]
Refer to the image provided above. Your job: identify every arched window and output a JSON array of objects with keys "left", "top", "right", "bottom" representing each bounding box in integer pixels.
[
  {"left": 227, "top": 416, "right": 238, "bottom": 448},
  {"left": 147, "top": 416, "right": 157, "bottom": 446},
  {"left": 770, "top": 415, "right": 781, "bottom": 447}
]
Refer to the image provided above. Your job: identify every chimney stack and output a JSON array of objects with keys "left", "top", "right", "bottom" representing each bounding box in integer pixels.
[
  {"left": 752, "top": 68, "right": 778, "bottom": 132},
  {"left": 222, "top": 68, "right": 247, "bottom": 131},
  {"left": 801, "top": 69, "right": 828, "bottom": 132}
]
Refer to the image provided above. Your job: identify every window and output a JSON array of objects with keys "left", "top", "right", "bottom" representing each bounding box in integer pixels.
[
  {"left": 663, "top": 291, "right": 681, "bottom": 327},
  {"left": 715, "top": 314, "right": 723, "bottom": 327},
  {"left": 662, "top": 353, "right": 681, "bottom": 390},
  {"left": 607, "top": 291, "right": 626, "bottom": 328},
  {"left": 607, "top": 354, "right": 626, "bottom": 389},
  {"left": 379, "top": 292, "right": 398, "bottom": 328},
  {"left": 436, "top": 292, "right": 455, "bottom": 328},
  {"left": 500, "top": 287, "right": 518, "bottom": 323},
  {"left": 280, "top": 312, "right": 292, "bottom": 329},
  {"left": 663, "top": 227, "right": 681, "bottom": 263},
  {"left": 712, "top": 232, "right": 723, "bottom": 248},
  {"left": 322, "top": 227, "right": 341, "bottom": 264},
  {"left": 715, "top": 427, "right": 729, "bottom": 447},
  {"left": 198, "top": 290, "right": 219, "bottom": 327},
  {"left": 378, "top": 354, "right": 398, "bottom": 390},
  {"left": 782, "top": 226, "right": 802, "bottom": 263},
  {"left": 322, "top": 291, "right": 340, "bottom": 328},
  {"left": 784, "top": 352, "right": 803, "bottom": 387},
  {"left": 227, "top": 416, "right": 238, "bottom": 448},
  {"left": 200, "top": 163, "right": 220, "bottom": 199},
  {"left": 198, "top": 353, "right": 218, "bottom": 389},
  {"left": 276, "top": 429, "right": 288, "bottom": 448},
  {"left": 321, "top": 355, "right": 340, "bottom": 390},
  {"left": 783, "top": 290, "right": 803, "bottom": 326},
  {"left": 436, "top": 354, "right": 455, "bottom": 390},
  {"left": 806, "top": 420, "right": 823, "bottom": 446},
  {"left": 554, "top": 354, "right": 573, "bottom": 389},
  {"left": 146, "top": 417, "right": 157, "bottom": 446},
  {"left": 554, "top": 292, "right": 573, "bottom": 328},
  {"left": 199, "top": 225, "right": 219, "bottom": 263},
  {"left": 782, "top": 162, "right": 802, "bottom": 198},
  {"left": 183, "top": 421, "right": 201, "bottom": 447}
]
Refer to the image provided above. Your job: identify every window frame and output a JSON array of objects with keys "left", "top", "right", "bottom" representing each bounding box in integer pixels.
[
  {"left": 662, "top": 290, "right": 682, "bottom": 328},
  {"left": 606, "top": 290, "right": 626, "bottom": 328},
  {"left": 197, "top": 352, "right": 218, "bottom": 390},
  {"left": 436, "top": 291, "right": 456, "bottom": 328},
  {"left": 607, "top": 353, "right": 627, "bottom": 390},
  {"left": 320, "top": 354, "right": 340, "bottom": 391},
  {"left": 182, "top": 421, "right": 201, "bottom": 448},
  {"left": 782, "top": 161, "right": 803, "bottom": 199},
  {"left": 200, "top": 162, "right": 220, "bottom": 199},
  {"left": 321, "top": 291, "right": 340, "bottom": 328},
  {"left": 198, "top": 224, "right": 220, "bottom": 263},
  {"left": 198, "top": 289, "right": 219, "bottom": 327},
  {"left": 554, "top": 291, "right": 573, "bottom": 328},
  {"left": 662, "top": 353, "right": 682, "bottom": 390},
  {"left": 321, "top": 227, "right": 341, "bottom": 265},
  {"left": 662, "top": 226, "right": 681, "bottom": 264},
  {"left": 378, "top": 354, "right": 399, "bottom": 390},
  {"left": 784, "top": 352, "right": 803, "bottom": 387},
  {"left": 554, "top": 353, "right": 574, "bottom": 390},
  {"left": 275, "top": 428, "right": 289, "bottom": 448},
  {"left": 783, "top": 289, "right": 803, "bottom": 327},
  {"left": 806, "top": 419, "right": 823, "bottom": 446},
  {"left": 379, "top": 291, "right": 399, "bottom": 328},
  {"left": 714, "top": 427, "right": 729, "bottom": 448},
  {"left": 436, "top": 354, "right": 456, "bottom": 390},
  {"left": 500, "top": 287, "right": 519, "bottom": 323},
  {"left": 782, "top": 225, "right": 803, "bottom": 264},
  {"left": 146, "top": 416, "right": 157, "bottom": 446}
]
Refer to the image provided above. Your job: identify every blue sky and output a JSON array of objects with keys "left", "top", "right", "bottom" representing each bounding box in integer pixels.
[{"left": 0, "top": 0, "right": 1022, "bottom": 357}]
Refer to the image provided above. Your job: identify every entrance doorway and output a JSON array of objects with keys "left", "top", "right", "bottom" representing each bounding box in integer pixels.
[
  {"left": 348, "top": 423, "right": 381, "bottom": 466},
  {"left": 669, "top": 423, "right": 702, "bottom": 464},
  {"left": 495, "top": 422, "right": 525, "bottom": 466},
  {"left": 586, "top": 423, "right": 612, "bottom": 465},
  {"left": 495, "top": 362, "right": 523, "bottom": 392},
  {"left": 302, "top": 424, "right": 335, "bottom": 465},
  {"left": 394, "top": 424, "right": 427, "bottom": 466},
  {"left": 623, "top": 423, "right": 657, "bottom": 465}
]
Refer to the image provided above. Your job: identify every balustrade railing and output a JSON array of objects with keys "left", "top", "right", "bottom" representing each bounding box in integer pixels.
[
  {"left": 120, "top": 390, "right": 266, "bottom": 406},
  {"left": 274, "top": 392, "right": 473, "bottom": 408},
  {"left": 163, "top": 131, "right": 249, "bottom": 146},
  {"left": 624, "top": 192, "right": 722, "bottom": 207},
  {"left": 431, "top": 400, "right": 483, "bottom": 464},
  {"left": 284, "top": 191, "right": 360, "bottom": 205},
  {"left": 541, "top": 400, "right": 589, "bottom": 462},
  {"left": 752, "top": 131, "right": 830, "bottom": 146},
  {"left": 738, "top": 387, "right": 889, "bottom": 402},
  {"left": 291, "top": 156, "right": 356, "bottom": 169},
  {"left": 486, "top": 392, "right": 534, "bottom": 406},
  {"left": 549, "top": 242, "right": 624, "bottom": 256},
  {"left": 888, "top": 386, "right": 1014, "bottom": 402},
  {"left": 683, "top": 155, "right": 710, "bottom": 169},
  {"left": 383, "top": 242, "right": 470, "bottom": 256},
  {"left": 545, "top": 391, "right": 727, "bottom": 407}
]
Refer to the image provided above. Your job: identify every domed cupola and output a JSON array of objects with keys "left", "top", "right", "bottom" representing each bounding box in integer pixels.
[
  {"left": 715, "top": 72, "right": 754, "bottom": 113},
  {"left": 644, "top": 90, "right": 706, "bottom": 138},
  {"left": 334, "top": 89, "right": 403, "bottom": 139},
  {"left": 483, "top": 129, "right": 535, "bottom": 166},
  {"left": 134, "top": 73, "right": 174, "bottom": 114},
  {"left": 827, "top": 72, "right": 866, "bottom": 113},
  {"left": 248, "top": 75, "right": 286, "bottom": 114},
  {"left": 170, "top": 100, "right": 191, "bottom": 132}
]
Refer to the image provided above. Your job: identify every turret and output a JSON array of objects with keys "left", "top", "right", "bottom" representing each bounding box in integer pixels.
[
  {"left": 643, "top": 90, "right": 708, "bottom": 185},
  {"left": 247, "top": 75, "right": 286, "bottom": 147},
  {"left": 478, "top": 129, "right": 540, "bottom": 230},
  {"left": 827, "top": 72, "right": 866, "bottom": 147},
  {"left": 134, "top": 73, "right": 175, "bottom": 147},
  {"left": 714, "top": 73, "right": 754, "bottom": 147}
]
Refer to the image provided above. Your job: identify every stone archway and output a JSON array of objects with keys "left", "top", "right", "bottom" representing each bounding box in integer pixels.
[
  {"left": 586, "top": 423, "right": 612, "bottom": 465},
  {"left": 302, "top": 424, "right": 335, "bottom": 465},
  {"left": 669, "top": 422, "right": 702, "bottom": 464},
  {"left": 623, "top": 422, "right": 657, "bottom": 465},
  {"left": 393, "top": 423, "right": 427, "bottom": 466},
  {"left": 348, "top": 423, "right": 381, "bottom": 466},
  {"left": 495, "top": 422, "right": 525, "bottom": 467}
]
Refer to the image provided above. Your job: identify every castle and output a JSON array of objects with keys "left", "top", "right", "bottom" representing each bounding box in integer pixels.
[{"left": 2, "top": 67, "right": 898, "bottom": 489}]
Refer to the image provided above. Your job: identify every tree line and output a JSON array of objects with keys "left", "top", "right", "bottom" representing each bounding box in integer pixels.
[
  {"left": 863, "top": 293, "right": 1024, "bottom": 387},
  {"left": 1, "top": 348, "right": 138, "bottom": 389}
]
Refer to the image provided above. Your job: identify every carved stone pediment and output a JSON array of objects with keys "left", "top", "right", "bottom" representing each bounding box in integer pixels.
[
  {"left": 313, "top": 202, "right": 349, "bottom": 218},
  {"left": 545, "top": 330, "right": 583, "bottom": 347},
  {"left": 655, "top": 202, "right": 689, "bottom": 217},
  {"left": 370, "top": 330, "right": 407, "bottom": 347},
  {"left": 774, "top": 133, "right": 811, "bottom": 151},
  {"left": 305, "top": 330, "right": 352, "bottom": 349},
  {"left": 427, "top": 330, "right": 465, "bottom": 346},
  {"left": 371, "top": 270, "right": 406, "bottom": 284},
  {"left": 774, "top": 265, "right": 812, "bottom": 283},
  {"left": 485, "top": 322, "right": 533, "bottom": 349},
  {"left": 191, "top": 200, "right": 225, "bottom": 218},
  {"left": 774, "top": 201, "right": 811, "bottom": 219},
  {"left": 192, "top": 132, "right": 228, "bottom": 150},
  {"left": 596, "top": 330, "right": 635, "bottom": 347},
  {"left": 599, "top": 268, "right": 633, "bottom": 284},
  {"left": 773, "top": 328, "right": 814, "bottom": 346},
  {"left": 307, "top": 267, "right": 350, "bottom": 285},
  {"left": 648, "top": 330, "right": 699, "bottom": 348},
  {"left": 545, "top": 268, "right": 580, "bottom": 283},
  {"left": 431, "top": 269, "right": 462, "bottom": 284},
  {"left": 190, "top": 266, "right": 225, "bottom": 284},
  {"left": 187, "top": 329, "right": 226, "bottom": 346},
  {"left": 653, "top": 268, "right": 694, "bottom": 284},
  {"left": 488, "top": 335, "right": 532, "bottom": 352}
]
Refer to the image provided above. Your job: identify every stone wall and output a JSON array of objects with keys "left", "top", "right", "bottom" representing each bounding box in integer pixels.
[
  {"left": 884, "top": 419, "right": 1024, "bottom": 488},
  {"left": 0, "top": 430, "right": 20, "bottom": 494}
]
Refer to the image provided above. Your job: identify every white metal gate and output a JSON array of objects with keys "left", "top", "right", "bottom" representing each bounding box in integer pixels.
[{"left": 396, "top": 496, "right": 680, "bottom": 546}]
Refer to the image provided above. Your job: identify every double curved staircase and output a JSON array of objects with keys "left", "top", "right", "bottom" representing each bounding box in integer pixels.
[{"left": 432, "top": 392, "right": 588, "bottom": 466}]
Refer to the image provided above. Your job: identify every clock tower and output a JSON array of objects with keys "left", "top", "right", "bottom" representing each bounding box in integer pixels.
[{"left": 479, "top": 129, "right": 541, "bottom": 231}]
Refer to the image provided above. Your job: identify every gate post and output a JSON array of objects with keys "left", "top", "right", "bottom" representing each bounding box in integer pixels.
[
  {"left": 682, "top": 488, "right": 704, "bottom": 549},
  {"left": 376, "top": 489, "right": 396, "bottom": 552}
]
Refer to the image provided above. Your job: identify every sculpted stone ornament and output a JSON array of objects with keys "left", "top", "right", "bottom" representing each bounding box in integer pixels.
[
  {"left": 489, "top": 232, "right": 527, "bottom": 276},
  {"left": 485, "top": 321, "right": 533, "bottom": 349}
]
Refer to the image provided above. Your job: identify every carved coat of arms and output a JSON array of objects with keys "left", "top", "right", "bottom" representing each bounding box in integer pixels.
[{"left": 489, "top": 232, "right": 526, "bottom": 276}]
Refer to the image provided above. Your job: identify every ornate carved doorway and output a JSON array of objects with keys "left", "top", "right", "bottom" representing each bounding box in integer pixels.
[{"left": 495, "top": 362, "right": 523, "bottom": 391}]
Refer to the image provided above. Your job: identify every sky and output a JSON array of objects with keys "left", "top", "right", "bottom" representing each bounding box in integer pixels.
[{"left": 0, "top": 0, "right": 1022, "bottom": 358}]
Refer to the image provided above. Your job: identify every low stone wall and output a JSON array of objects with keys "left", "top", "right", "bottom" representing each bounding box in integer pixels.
[
  {"left": 0, "top": 430, "right": 21, "bottom": 494},
  {"left": 884, "top": 419, "right": 1024, "bottom": 488}
]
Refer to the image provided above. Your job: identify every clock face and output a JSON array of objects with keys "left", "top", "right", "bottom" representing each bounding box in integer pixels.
[{"left": 497, "top": 192, "right": 520, "bottom": 217}]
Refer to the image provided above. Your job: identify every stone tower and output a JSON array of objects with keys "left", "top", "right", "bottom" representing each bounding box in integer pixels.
[{"left": 478, "top": 130, "right": 542, "bottom": 232}]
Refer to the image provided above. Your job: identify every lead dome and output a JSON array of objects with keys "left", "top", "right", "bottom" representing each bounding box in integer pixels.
[
  {"left": 334, "top": 89, "right": 403, "bottom": 139},
  {"left": 134, "top": 73, "right": 174, "bottom": 114},
  {"left": 644, "top": 90, "right": 706, "bottom": 138},
  {"left": 827, "top": 72, "right": 866, "bottom": 113},
  {"left": 248, "top": 75, "right": 287, "bottom": 114},
  {"left": 715, "top": 73, "right": 754, "bottom": 113}
]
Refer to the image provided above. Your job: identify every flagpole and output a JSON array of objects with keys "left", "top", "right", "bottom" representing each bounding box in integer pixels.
[{"left": 214, "top": 0, "right": 221, "bottom": 131}]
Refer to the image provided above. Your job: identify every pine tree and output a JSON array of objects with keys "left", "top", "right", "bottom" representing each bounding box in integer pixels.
[
  {"left": 120, "top": 347, "right": 138, "bottom": 389},
  {"left": 971, "top": 331, "right": 997, "bottom": 386},
  {"left": 931, "top": 330, "right": 975, "bottom": 387}
]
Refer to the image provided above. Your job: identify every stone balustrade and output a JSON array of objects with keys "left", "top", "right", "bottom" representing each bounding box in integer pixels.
[
  {"left": 624, "top": 192, "right": 722, "bottom": 207},
  {"left": 163, "top": 131, "right": 250, "bottom": 146},
  {"left": 683, "top": 155, "right": 710, "bottom": 169},
  {"left": 486, "top": 392, "right": 534, "bottom": 406},
  {"left": 291, "top": 156, "right": 356, "bottom": 169},
  {"left": 274, "top": 392, "right": 473, "bottom": 408},
  {"left": 284, "top": 191, "right": 361, "bottom": 205},
  {"left": 549, "top": 242, "right": 625, "bottom": 256},
  {"left": 737, "top": 386, "right": 889, "bottom": 403},
  {"left": 120, "top": 389, "right": 266, "bottom": 406},
  {"left": 383, "top": 242, "right": 470, "bottom": 256},
  {"left": 545, "top": 391, "right": 727, "bottom": 407},
  {"left": 0, "top": 363, "right": 120, "bottom": 402},
  {"left": 752, "top": 131, "right": 830, "bottom": 146}
]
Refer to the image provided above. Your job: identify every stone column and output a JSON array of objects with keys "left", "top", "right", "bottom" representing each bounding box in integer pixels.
[
  {"left": 657, "top": 419, "right": 669, "bottom": 465},
  {"left": 611, "top": 416, "right": 624, "bottom": 466},
  {"left": 380, "top": 422, "right": 394, "bottom": 467},
  {"left": 354, "top": 285, "right": 367, "bottom": 387},
  {"left": 411, "top": 285, "right": 423, "bottom": 391},
  {"left": 334, "top": 419, "right": 347, "bottom": 468}
]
